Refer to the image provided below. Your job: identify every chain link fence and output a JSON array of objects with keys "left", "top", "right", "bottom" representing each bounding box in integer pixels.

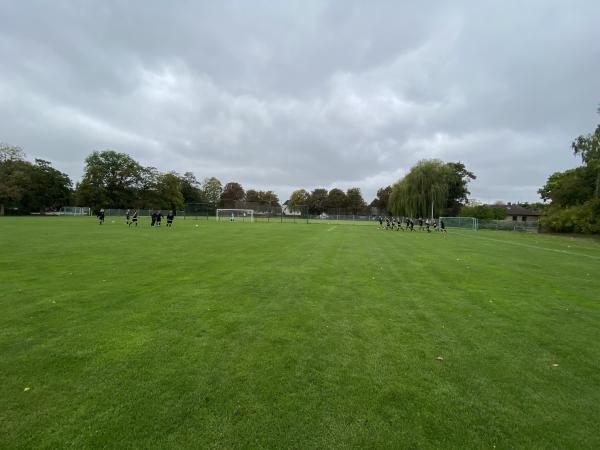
[{"left": 478, "top": 219, "right": 539, "bottom": 232}]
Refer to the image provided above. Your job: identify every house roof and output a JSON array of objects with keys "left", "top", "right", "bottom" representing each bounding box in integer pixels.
[{"left": 489, "top": 204, "right": 541, "bottom": 216}]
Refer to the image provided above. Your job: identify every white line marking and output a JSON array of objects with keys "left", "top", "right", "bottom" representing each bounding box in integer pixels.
[
  {"left": 327, "top": 226, "right": 337, "bottom": 232},
  {"left": 453, "top": 232, "right": 600, "bottom": 260}
]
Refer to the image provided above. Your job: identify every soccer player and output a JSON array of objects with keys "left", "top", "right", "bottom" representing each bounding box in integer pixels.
[
  {"left": 409, "top": 219, "right": 415, "bottom": 231},
  {"left": 440, "top": 219, "right": 447, "bottom": 234},
  {"left": 130, "top": 210, "right": 138, "bottom": 227},
  {"left": 150, "top": 211, "right": 156, "bottom": 227},
  {"left": 166, "top": 211, "right": 174, "bottom": 227},
  {"left": 97, "top": 208, "right": 105, "bottom": 225},
  {"left": 156, "top": 211, "right": 162, "bottom": 227},
  {"left": 378, "top": 216, "right": 383, "bottom": 229},
  {"left": 125, "top": 209, "right": 131, "bottom": 226},
  {"left": 418, "top": 217, "right": 424, "bottom": 231},
  {"left": 230, "top": 212, "right": 235, "bottom": 222}
]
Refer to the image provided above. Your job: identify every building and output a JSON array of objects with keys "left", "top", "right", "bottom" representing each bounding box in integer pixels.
[{"left": 490, "top": 203, "right": 542, "bottom": 223}]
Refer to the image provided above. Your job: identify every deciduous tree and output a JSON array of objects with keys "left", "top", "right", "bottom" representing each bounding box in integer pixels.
[
  {"left": 346, "top": 187, "right": 366, "bottom": 214},
  {"left": 201, "top": 177, "right": 223, "bottom": 206},
  {"left": 220, "top": 182, "right": 245, "bottom": 207}
]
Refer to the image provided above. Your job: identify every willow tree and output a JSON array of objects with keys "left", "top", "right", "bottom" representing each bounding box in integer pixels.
[{"left": 389, "top": 159, "right": 453, "bottom": 218}]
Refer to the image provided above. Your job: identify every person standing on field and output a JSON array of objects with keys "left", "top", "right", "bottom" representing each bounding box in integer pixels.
[
  {"left": 97, "top": 208, "right": 105, "bottom": 225},
  {"left": 166, "top": 211, "right": 174, "bottom": 227},
  {"left": 130, "top": 210, "right": 138, "bottom": 227}
]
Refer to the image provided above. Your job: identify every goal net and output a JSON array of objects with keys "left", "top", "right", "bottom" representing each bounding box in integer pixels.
[
  {"left": 216, "top": 209, "right": 255, "bottom": 222},
  {"left": 439, "top": 216, "right": 478, "bottom": 230},
  {"left": 59, "top": 206, "right": 91, "bottom": 216}
]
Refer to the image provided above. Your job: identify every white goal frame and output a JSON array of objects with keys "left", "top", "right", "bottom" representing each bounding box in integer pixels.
[
  {"left": 216, "top": 209, "right": 255, "bottom": 222},
  {"left": 439, "top": 216, "right": 478, "bottom": 230},
  {"left": 59, "top": 206, "right": 92, "bottom": 216}
]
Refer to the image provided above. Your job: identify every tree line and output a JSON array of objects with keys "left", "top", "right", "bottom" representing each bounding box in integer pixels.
[
  {"left": 3, "top": 105, "right": 599, "bottom": 232},
  {"left": 0, "top": 147, "right": 282, "bottom": 214},
  {"left": 287, "top": 187, "right": 369, "bottom": 215}
]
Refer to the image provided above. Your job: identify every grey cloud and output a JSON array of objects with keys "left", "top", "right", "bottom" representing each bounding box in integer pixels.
[{"left": 1, "top": 0, "right": 599, "bottom": 203}]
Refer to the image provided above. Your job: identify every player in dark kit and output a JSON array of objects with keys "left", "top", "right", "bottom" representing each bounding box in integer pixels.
[
  {"left": 156, "top": 211, "right": 162, "bottom": 227},
  {"left": 97, "top": 209, "right": 105, "bottom": 225},
  {"left": 125, "top": 209, "right": 131, "bottom": 226},
  {"left": 378, "top": 216, "right": 383, "bottom": 229},
  {"left": 440, "top": 219, "right": 447, "bottom": 234},
  {"left": 166, "top": 211, "right": 174, "bottom": 227},
  {"left": 151, "top": 211, "right": 157, "bottom": 227},
  {"left": 130, "top": 210, "right": 138, "bottom": 227}
]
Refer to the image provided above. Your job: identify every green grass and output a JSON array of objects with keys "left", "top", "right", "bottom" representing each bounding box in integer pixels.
[{"left": 1, "top": 217, "right": 600, "bottom": 449}]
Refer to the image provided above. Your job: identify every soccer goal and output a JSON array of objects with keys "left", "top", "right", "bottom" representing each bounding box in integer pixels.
[
  {"left": 439, "top": 216, "right": 478, "bottom": 230},
  {"left": 216, "top": 209, "right": 255, "bottom": 222},
  {"left": 59, "top": 206, "right": 92, "bottom": 216}
]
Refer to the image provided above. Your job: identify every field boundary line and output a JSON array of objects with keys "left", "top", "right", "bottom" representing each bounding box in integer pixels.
[
  {"left": 326, "top": 226, "right": 337, "bottom": 232},
  {"left": 452, "top": 231, "right": 600, "bottom": 260}
]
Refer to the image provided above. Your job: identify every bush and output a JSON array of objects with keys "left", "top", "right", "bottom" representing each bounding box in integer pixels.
[{"left": 541, "top": 199, "right": 600, "bottom": 233}]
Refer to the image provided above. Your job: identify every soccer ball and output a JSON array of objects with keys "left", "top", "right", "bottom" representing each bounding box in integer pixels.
[
  {"left": 195, "top": 224, "right": 199, "bottom": 228},
  {"left": 111, "top": 220, "right": 115, "bottom": 224}
]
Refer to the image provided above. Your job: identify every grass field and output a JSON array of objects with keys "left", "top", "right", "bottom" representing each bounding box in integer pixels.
[{"left": 2, "top": 217, "right": 600, "bottom": 449}]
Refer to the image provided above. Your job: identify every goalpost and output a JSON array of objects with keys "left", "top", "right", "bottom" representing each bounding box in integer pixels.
[
  {"left": 439, "top": 217, "right": 478, "bottom": 230},
  {"left": 59, "top": 206, "right": 92, "bottom": 216},
  {"left": 216, "top": 209, "right": 255, "bottom": 222}
]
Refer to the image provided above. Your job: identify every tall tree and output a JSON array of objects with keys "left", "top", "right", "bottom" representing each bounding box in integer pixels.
[
  {"left": 245, "top": 189, "right": 261, "bottom": 203},
  {"left": 288, "top": 189, "right": 309, "bottom": 209},
  {"left": 179, "top": 172, "right": 203, "bottom": 204},
  {"left": 0, "top": 144, "right": 29, "bottom": 215},
  {"left": 259, "top": 190, "right": 280, "bottom": 206},
  {"left": 26, "top": 159, "right": 72, "bottom": 212},
  {"left": 201, "top": 177, "right": 223, "bottom": 206},
  {"left": 308, "top": 188, "right": 328, "bottom": 214},
  {"left": 220, "top": 182, "right": 245, "bottom": 207},
  {"left": 76, "top": 150, "right": 143, "bottom": 209},
  {"left": 156, "top": 172, "right": 184, "bottom": 210},
  {"left": 572, "top": 120, "right": 600, "bottom": 198},
  {"left": 370, "top": 186, "right": 392, "bottom": 213},
  {"left": 538, "top": 167, "right": 595, "bottom": 207},
  {"left": 326, "top": 188, "right": 347, "bottom": 209},
  {"left": 443, "top": 162, "right": 476, "bottom": 215},
  {"left": 346, "top": 187, "right": 366, "bottom": 214},
  {"left": 389, "top": 159, "right": 452, "bottom": 218}
]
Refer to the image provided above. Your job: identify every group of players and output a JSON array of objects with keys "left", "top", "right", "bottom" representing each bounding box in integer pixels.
[
  {"left": 377, "top": 216, "right": 447, "bottom": 233},
  {"left": 96, "top": 209, "right": 175, "bottom": 227}
]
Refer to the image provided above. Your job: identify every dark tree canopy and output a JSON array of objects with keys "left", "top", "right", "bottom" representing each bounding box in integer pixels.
[
  {"left": 289, "top": 189, "right": 309, "bottom": 209},
  {"left": 370, "top": 186, "right": 392, "bottom": 213},
  {"left": 76, "top": 150, "right": 143, "bottom": 208},
  {"left": 308, "top": 188, "right": 328, "bottom": 214},
  {"left": 1, "top": 145, "right": 72, "bottom": 215},
  {"left": 220, "top": 182, "right": 245, "bottom": 207},
  {"left": 201, "top": 177, "right": 223, "bottom": 206},
  {"left": 326, "top": 188, "right": 347, "bottom": 209},
  {"left": 346, "top": 187, "right": 366, "bottom": 214}
]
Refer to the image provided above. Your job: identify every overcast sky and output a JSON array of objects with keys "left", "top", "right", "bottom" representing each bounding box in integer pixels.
[{"left": 1, "top": 1, "right": 599, "bottom": 203}]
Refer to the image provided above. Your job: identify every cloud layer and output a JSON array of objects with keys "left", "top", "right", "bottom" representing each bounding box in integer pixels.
[{"left": 1, "top": 0, "right": 599, "bottom": 202}]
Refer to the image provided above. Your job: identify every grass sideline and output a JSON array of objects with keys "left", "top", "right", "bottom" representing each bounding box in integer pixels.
[{"left": 1, "top": 216, "right": 600, "bottom": 449}]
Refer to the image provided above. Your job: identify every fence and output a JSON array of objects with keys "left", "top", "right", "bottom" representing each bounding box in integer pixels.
[{"left": 478, "top": 219, "right": 539, "bottom": 232}]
